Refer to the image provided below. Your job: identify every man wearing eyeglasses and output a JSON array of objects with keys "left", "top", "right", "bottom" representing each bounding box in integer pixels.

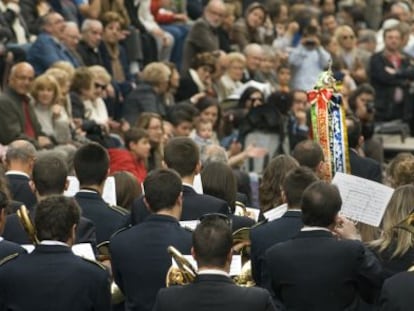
[{"left": 153, "top": 215, "right": 277, "bottom": 311}]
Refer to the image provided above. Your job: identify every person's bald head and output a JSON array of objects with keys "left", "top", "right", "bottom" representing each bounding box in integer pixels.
[
  {"left": 244, "top": 43, "right": 264, "bottom": 71},
  {"left": 9, "top": 62, "right": 35, "bottom": 95},
  {"left": 204, "top": 0, "right": 226, "bottom": 28}
]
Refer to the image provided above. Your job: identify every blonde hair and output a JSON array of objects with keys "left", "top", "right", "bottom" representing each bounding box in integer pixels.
[
  {"left": 370, "top": 184, "right": 414, "bottom": 258},
  {"left": 88, "top": 65, "right": 111, "bottom": 84},
  {"left": 31, "top": 74, "right": 61, "bottom": 104},
  {"left": 50, "top": 61, "right": 75, "bottom": 81},
  {"left": 226, "top": 52, "right": 246, "bottom": 66},
  {"left": 45, "top": 68, "right": 71, "bottom": 90},
  {"left": 140, "top": 62, "right": 170, "bottom": 87},
  {"left": 387, "top": 153, "right": 414, "bottom": 187}
]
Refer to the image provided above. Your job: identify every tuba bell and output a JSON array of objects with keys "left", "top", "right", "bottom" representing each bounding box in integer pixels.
[{"left": 165, "top": 246, "right": 197, "bottom": 287}]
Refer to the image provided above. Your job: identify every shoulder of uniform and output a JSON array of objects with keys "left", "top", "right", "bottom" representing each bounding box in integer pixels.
[
  {"left": 252, "top": 219, "right": 268, "bottom": 229},
  {"left": 0, "top": 253, "right": 20, "bottom": 266},
  {"left": 108, "top": 204, "right": 129, "bottom": 216},
  {"left": 80, "top": 257, "right": 107, "bottom": 271},
  {"left": 111, "top": 225, "right": 132, "bottom": 238}
]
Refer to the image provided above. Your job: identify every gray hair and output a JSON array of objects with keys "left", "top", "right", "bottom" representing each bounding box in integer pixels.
[{"left": 6, "top": 140, "right": 36, "bottom": 163}]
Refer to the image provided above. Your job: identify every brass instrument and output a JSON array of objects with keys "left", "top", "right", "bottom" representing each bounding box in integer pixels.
[
  {"left": 165, "top": 225, "right": 256, "bottom": 287},
  {"left": 17, "top": 205, "right": 39, "bottom": 245},
  {"left": 165, "top": 246, "right": 197, "bottom": 287},
  {"left": 395, "top": 213, "right": 414, "bottom": 234}
]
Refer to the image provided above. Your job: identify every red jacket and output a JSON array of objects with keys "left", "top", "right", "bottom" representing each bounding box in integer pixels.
[
  {"left": 108, "top": 148, "right": 147, "bottom": 183},
  {"left": 150, "top": 0, "right": 176, "bottom": 24}
]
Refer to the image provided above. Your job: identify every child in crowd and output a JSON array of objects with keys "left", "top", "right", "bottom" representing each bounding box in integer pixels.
[
  {"left": 276, "top": 63, "right": 291, "bottom": 93},
  {"left": 192, "top": 120, "right": 214, "bottom": 153}
]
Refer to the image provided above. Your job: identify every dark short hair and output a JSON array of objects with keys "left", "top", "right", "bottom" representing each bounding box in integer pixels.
[
  {"left": 74, "top": 143, "right": 109, "bottom": 186},
  {"left": 283, "top": 167, "right": 318, "bottom": 208},
  {"left": 124, "top": 128, "right": 149, "bottom": 151},
  {"left": 193, "top": 217, "right": 232, "bottom": 267},
  {"left": 33, "top": 152, "right": 68, "bottom": 196},
  {"left": 292, "top": 140, "right": 324, "bottom": 171},
  {"left": 201, "top": 162, "right": 236, "bottom": 210},
  {"left": 348, "top": 83, "right": 375, "bottom": 112},
  {"left": 35, "top": 195, "right": 80, "bottom": 242},
  {"left": 346, "top": 115, "right": 361, "bottom": 149},
  {"left": 164, "top": 137, "right": 199, "bottom": 177},
  {"left": 168, "top": 110, "right": 194, "bottom": 127},
  {"left": 301, "top": 181, "right": 342, "bottom": 227},
  {"left": 0, "top": 190, "right": 9, "bottom": 211},
  {"left": 143, "top": 169, "right": 182, "bottom": 213}
]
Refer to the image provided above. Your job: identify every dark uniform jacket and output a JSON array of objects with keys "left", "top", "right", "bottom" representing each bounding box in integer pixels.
[
  {"left": 5, "top": 173, "right": 37, "bottom": 211},
  {"left": 110, "top": 214, "right": 192, "bottom": 311},
  {"left": 74, "top": 191, "right": 128, "bottom": 244},
  {"left": 349, "top": 150, "right": 382, "bottom": 183},
  {"left": 250, "top": 210, "right": 303, "bottom": 286},
  {"left": 263, "top": 230, "right": 384, "bottom": 310},
  {"left": 0, "top": 244, "right": 111, "bottom": 311},
  {"left": 379, "top": 271, "right": 414, "bottom": 311},
  {"left": 0, "top": 238, "right": 25, "bottom": 260},
  {"left": 153, "top": 274, "right": 277, "bottom": 311},
  {"left": 130, "top": 185, "right": 229, "bottom": 225}
]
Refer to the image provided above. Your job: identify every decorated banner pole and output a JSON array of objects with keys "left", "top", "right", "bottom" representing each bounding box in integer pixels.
[{"left": 308, "top": 64, "right": 350, "bottom": 181}]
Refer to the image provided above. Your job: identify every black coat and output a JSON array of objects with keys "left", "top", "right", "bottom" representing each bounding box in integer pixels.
[
  {"left": 6, "top": 173, "right": 37, "bottom": 211},
  {"left": 74, "top": 191, "right": 128, "bottom": 244},
  {"left": 110, "top": 214, "right": 192, "bottom": 311},
  {"left": 250, "top": 210, "right": 303, "bottom": 286},
  {"left": 153, "top": 274, "right": 277, "bottom": 311},
  {"left": 0, "top": 244, "right": 111, "bottom": 311},
  {"left": 263, "top": 230, "right": 384, "bottom": 310},
  {"left": 379, "top": 271, "right": 414, "bottom": 311},
  {"left": 349, "top": 150, "right": 382, "bottom": 183},
  {"left": 0, "top": 239, "right": 25, "bottom": 260},
  {"left": 130, "top": 185, "right": 230, "bottom": 225}
]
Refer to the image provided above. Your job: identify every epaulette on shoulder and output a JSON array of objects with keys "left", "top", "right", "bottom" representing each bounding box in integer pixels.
[
  {"left": 80, "top": 256, "right": 107, "bottom": 271},
  {"left": 108, "top": 205, "right": 129, "bottom": 215},
  {"left": 111, "top": 225, "right": 132, "bottom": 238},
  {"left": 252, "top": 219, "right": 268, "bottom": 229},
  {"left": 0, "top": 253, "right": 19, "bottom": 266}
]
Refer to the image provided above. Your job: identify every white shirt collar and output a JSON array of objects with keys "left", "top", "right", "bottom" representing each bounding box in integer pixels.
[
  {"left": 5, "top": 170, "right": 30, "bottom": 178},
  {"left": 198, "top": 269, "right": 229, "bottom": 277},
  {"left": 182, "top": 182, "right": 194, "bottom": 189},
  {"left": 301, "top": 226, "right": 332, "bottom": 232},
  {"left": 39, "top": 240, "right": 69, "bottom": 247},
  {"left": 0, "top": 237, "right": 3, "bottom": 242}
]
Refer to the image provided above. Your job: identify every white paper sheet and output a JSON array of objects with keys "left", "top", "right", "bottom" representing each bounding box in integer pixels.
[
  {"left": 22, "top": 243, "right": 95, "bottom": 261},
  {"left": 234, "top": 206, "right": 260, "bottom": 222},
  {"left": 263, "top": 203, "right": 288, "bottom": 222},
  {"left": 172, "top": 255, "right": 242, "bottom": 276},
  {"left": 179, "top": 220, "right": 200, "bottom": 231},
  {"left": 64, "top": 176, "right": 117, "bottom": 206},
  {"left": 332, "top": 172, "right": 394, "bottom": 227}
]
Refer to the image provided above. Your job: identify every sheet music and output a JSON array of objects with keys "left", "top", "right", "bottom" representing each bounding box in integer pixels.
[
  {"left": 179, "top": 220, "right": 200, "bottom": 231},
  {"left": 263, "top": 203, "right": 288, "bottom": 222},
  {"left": 172, "top": 255, "right": 242, "bottom": 276},
  {"left": 234, "top": 206, "right": 260, "bottom": 222},
  {"left": 22, "top": 243, "right": 95, "bottom": 261},
  {"left": 64, "top": 176, "right": 117, "bottom": 206},
  {"left": 72, "top": 243, "right": 95, "bottom": 260},
  {"left": 332, "top": 172, "right": 394, "bottom": 227}
]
